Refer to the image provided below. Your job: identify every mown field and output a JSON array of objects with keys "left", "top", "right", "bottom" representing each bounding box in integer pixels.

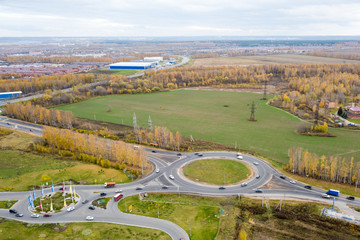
[
  {"left": 0, "top": 219, "right": 170, "bottom": 240},
  {"left": 183, "top": 159, "right": 250, "bottom": 185},
  {"left": 56, "top": 90, "right": 360, "bottom": 167},
  {"left": 90, "top": 68, "right": 139, "bottom": 75},
  {"left": 191, "top": 54, "right": 360, "bottom": 66}
]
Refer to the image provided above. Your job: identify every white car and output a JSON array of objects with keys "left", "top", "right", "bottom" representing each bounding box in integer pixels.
[
  {"left": 241, "top": 182, "right": 248, "bottom": 187},
  {"left": 237, "top": 155, "right": 243, "bottom": 160},
  {"left": 169, "top": 175, "right": 175, "bottom": 180},
  {"left": 31, "top": 213, "right": 40, "bottom": 218},
  {"left": 67, "top": 206, "right": 75, "bottom": 212},
  {"left": 155, "top": 168, "right": 160, "bottom": 173},
  {"left": 290, "top": 180, "right": 296, "bottom": 184},
  {"left": 115, "top": 189, "right": 122, "bottom": 193},
  {"left": 321, "top": 193, "right": 331, "bottom": 199},
  {"left": 86, "top": 216, "right": 94, "bottom": 221},
  {"left": 253, "top": 162, "right": 259, "bottom": 165}
]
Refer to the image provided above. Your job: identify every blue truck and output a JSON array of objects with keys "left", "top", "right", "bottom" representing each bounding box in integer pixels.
[{"left": 326, "top": 189, "right": 340, "bottom": 196}]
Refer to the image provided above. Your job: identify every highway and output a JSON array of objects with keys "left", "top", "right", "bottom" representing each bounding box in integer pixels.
[{"left": 1, "top": 118, "right": 360, "bottom": 239}]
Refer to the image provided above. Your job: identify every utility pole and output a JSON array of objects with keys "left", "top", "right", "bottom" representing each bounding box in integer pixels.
[
  {"left": 262, "top": 80, "right": 267, "bottom": 100},
  {"left": 314, "top": 100, "right": 320, "bottom": 125},
  {"left": 224, "top": 173, "right": 225, "bottom": 185},
  {"left": 248, "top": 101, "right": 257, "bottom": 121}
]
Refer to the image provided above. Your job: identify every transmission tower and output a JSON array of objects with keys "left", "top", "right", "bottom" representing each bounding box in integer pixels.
[
  {"left": 248, "top": 101, "right": 257, "bottom": 121},
  {"left": 148, "top": 115, "right": 152, "bottom": 131},
  {"left": 314, "top": 100, "right": 320, "bottom": 125},
  {"left": 262, "top": 81, "right": 267, "bottom": 100}
]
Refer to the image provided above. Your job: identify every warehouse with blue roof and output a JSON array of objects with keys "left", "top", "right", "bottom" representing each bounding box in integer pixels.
[
  {"left": 0, "top": 91, "right": 22, "bottom": 101},
  {"left": 109, "top": 62, "right": 156, "bottom": 70}
]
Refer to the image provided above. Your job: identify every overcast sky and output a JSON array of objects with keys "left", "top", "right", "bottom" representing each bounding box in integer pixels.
[{"left": 0, "top": 0, "right": 360, "bottom": 37}]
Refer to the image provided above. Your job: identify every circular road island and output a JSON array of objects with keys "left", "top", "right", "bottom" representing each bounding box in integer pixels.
[{"left": 182, "top": 158, "right": 251, "bottom": 185}]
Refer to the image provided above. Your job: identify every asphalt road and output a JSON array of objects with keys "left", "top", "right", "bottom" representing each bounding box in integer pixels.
[{"left": 1, "top": 117, "right": 360, "bottom": 239}]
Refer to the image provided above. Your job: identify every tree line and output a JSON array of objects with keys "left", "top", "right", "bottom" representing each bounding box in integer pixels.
[
  {"left": 41, "top": 126, "right": 149, "bottom": 170},
  {"left": 286, "top": 147, "right": 360, "bottom": 185}
]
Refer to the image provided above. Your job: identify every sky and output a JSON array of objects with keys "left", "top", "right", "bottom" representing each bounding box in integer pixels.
[{"left": 0, "top": 0, "right": 360, "bottom": 37}]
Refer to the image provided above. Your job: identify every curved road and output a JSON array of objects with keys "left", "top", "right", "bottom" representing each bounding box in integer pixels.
[{"left": 0, "top": 119, "right": 360, "bottom": 239}]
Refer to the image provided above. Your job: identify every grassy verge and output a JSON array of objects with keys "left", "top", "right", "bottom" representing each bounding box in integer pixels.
[
  {"left": 118, "top": 194, "right": 221, "bottom": 240},
  {"left": 183, "top": 159, "right": 250, "bottom": 185},
  {"left": 0, "top": 218, "right": 171, "bottom": 240},
  {"left": 33, "top": 192, "right": 78, "bottom": 213},
  {"left": 92, "top": 197, "right": 112, "bottom": 209},
  {"left": 0, "top": 150, "right": 130, "bottom": 192},
  {"left": 0, "top": 200, "right": 17, "bottom": 209},
  {"left": 89, "top": 68, "right": 139, "bottom": 76}
]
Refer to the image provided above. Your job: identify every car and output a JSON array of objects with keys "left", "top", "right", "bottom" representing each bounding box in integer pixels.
[
  {"left": 88, "top": 205, "right": 95, "bottom": 210},
  {"left": 152, "top": 150, "right": 156, "bottom": 153},
  {"left": 194, "top": 152, "right": 199, "bottom": 155},
  {"left": 237, "top": 155, "right": 243, "bottom": 160},
  {"left": 58, "top": 187, "right": 66, "bottom": 191},
  {"left": 169, "top": 175, "right": 175, "bottom": 180},
  {"left": 177, "top": 153, "right": 182, "bottom": 156},
  {"left": 162, "top": 185, "right": 169, "bottom": 189},
  {"left": 100, "top": 192, "right": 107, "bottom": 196},
  {"left": 304, "top": 185, "right": 312, "bottom": 190},
  {"left": 9, "top": 209, "right": 17, "bottom": 214},
  {"left": 31, "top": 213, "right": 40, "bottom": 218},
  {"left": 155, "top": 168, "right": 160, "bottom": 173},
  {"left": 279, "top": 175, "right": 286, "bottom": 179},
  {"left": 198, "top": 153, "right": 203, "bottom": 156},
  {"left": 219, "top": 186, "right": 226, "bottom": 190},
  {"left": 348, "top": 123, "right": 356, "bottom": 126},
  {"left": 290, "top": 180, "right": 296, "bottom": 184},
  {"left": 241, "top": 182, "right": 247, "bottom": 187},
  {"left": 67, "top": 206, "right": 75, "bottom": 212},
  {"left": 29, "top": 129, "right": 32, "bottom": 132},
  {"left": 136, "top": 187, "right": 143, "bottom": 190},
  {"left": 43, "top": 213, "right": 52, "bottom": 217},
  {"left": 86, "top": 216, "right": 94, "bottom": 221},
  {"left": 253, "top": 162, "right": 259, "bottom": 165},
  {"left": 6, "top": 122, "right": 10, "bottom": 125},
  {"left": 346, "top": 196, "right": 355, "bottom": 200},
  {"left": 255, "top": 189, "right": 263, "bottom": 193},
  {"left": 15, "top": 213, "right": 23, "bottom": 217},
  {"left": 82, "top": 199, "right": 89, "bottom": 204},
  {"left": 115, "top": 189, "right": 122, "bottom": 193},
  {"left": 256, "top": 175, "right": 260, "bottom": 179},
  {"left": 321, "top": 193, "right": 331, "bottom": 199}
]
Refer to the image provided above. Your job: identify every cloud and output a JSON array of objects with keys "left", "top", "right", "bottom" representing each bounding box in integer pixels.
[{"left": 0, "top": 0, "right": 359, "bottom": 36}]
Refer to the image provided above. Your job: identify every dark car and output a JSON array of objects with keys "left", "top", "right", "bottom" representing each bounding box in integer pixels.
[
  {"left": 9, "top": 209, "right": 17, "bottom": 214},
  {"left": 304, "top": 185, "right": 312, "bottom": 190},
  {"left": 43, "top": 213, "right": 52, "bottom": 217},
  {"left": 58, "top": 187, "right": 66, "bottom": 191},
  {"left": 152, "top": 150, "right": 156, "bottom": 153},
  {"left": 162, "top": 185, "right": 169, "bottom": 189},
  {"left": 346, "top": 196, "right": 355, "bottom": 201},
  {"left": 100, "top": 192, "right": 107, "bottom": 196},
  {"left": 136, "top": 187, "right": 143, "bottom": 190},
  {"left": 219, "top": 186, "right": 226, "bottom": 190},
  {"left": 256, "top": 175, "right": 260, "bottom": 179},
  {"left": 280, "top": 176, "right": 286, "bottom": 180},
  {"left": 15, "top": 213, "right": 23, "bottom": 217},
  {"left": 82, "top": 199, "right": 89, "bottom": 204},
  {"left": 89, "top": 205, "right": 95, "bottom": 210},
  {"left": 177, "top": 153, "right": 182, "bottom": 156},
  {"left": 255, "top": 189, "right": 263, "bottom": 193}
]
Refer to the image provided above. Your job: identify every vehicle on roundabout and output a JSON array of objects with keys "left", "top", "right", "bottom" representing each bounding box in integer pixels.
[
  {"left": 255, "top": 189, "right": 263, "bottom": 193},
  {"left": 9, "top": 209, "right": 17, "bottom": 214},
  {"left": 89, "top": 205, "right": 95, "bottom": 210},
  {"left": 162, "top": 185, "right": 169, "bottom": 189},
  {"left": 136, "top": 187, "right": 143, "bottom": 190},
  {"left": 256, "top": 175, "right": 260, "bottom": 179},
  {"left": 67, "top": 206, "right": 75, "bottom": 212},
  {"left": 15, "top": 213, "right": 23, "bottom": 217},
  {"left": 100, "top": 192, "right": 107, "bottom": 196},
  {"left": 241, "top": 182, "right": 247, "bottom": 187},
  {"left": 155, "top": 168, "right": 160, "bottom": 173},
  {"left": 43, "top": 213, "right": 52, "bottom": 217},
  {"left": 253, "top": 162, "right": 259, "bottom": 165},
  {"left": 237, "top": 155, "right": 243, "bottom": 160},
  {"left": 304, "top": 185, "right": 312, "bottom": 190},
  {"left": 279, "top": 175, "right": 286, "bottom": 179},
  {"left": 31, "top": 213, "right": 40, "bottom": 218},
  {"left": 82, "top": 199, "right": 89, "bottom": 204},
  {"left": 86, "top": 216, "right": 94, "bottom": 221},
  {"left": 169, "top": 175, "right": 175, "bottom": 180},
  {"left": 115, "top": 189, "right": 122, "bottom": 193},
  {"left": 219, "top": 186, "right": 226, "bottom": 190},
  {"left": 177, "top": 153, "right": 182, "bottom": 156}
]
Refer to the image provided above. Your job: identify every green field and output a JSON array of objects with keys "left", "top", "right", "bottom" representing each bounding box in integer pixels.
[
  {"left": 183, "top": 159, "right": 250, "bottom": 185},
  {"left": 0, "top": 219, "right": 170, "bottom": 240},
  {"left": 91, "top": 68, "right": 139, "bottom": 75},
  {"left": 0, "top": 150, "right": 130, "bottom": 191},
  {"left": 0, "top": 200, "right": 17, "bottom": 209},
  {"left": 118, "top": 194, "right": 221, "bottom": 240},
  {"left": 57, "top": 90, "right": 360, "bottom": 166}
]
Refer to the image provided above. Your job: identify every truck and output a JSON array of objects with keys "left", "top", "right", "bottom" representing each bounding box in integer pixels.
[
  {"left": 326, "top": 189, "right": 339, "bottom": 196},
  {"left": 104, "top": 182, "right": 116, "bottom": 188},
  {"left": 114, "top": 193, "right": 123, "bottom": 202}
]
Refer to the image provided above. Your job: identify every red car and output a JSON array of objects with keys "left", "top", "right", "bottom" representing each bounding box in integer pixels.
[{"left": 43, "top": 213, "right": 52, "bottom": 217}]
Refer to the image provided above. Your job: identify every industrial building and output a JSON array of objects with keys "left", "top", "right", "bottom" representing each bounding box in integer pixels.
[
  {"left": 109, "top": 62, "right": 156, "bottom": 70},
  {"left": 0, "top": 91, "right": 22, "bottom": 101},
  {"left": 144, "top": 57, "right": 163, "bottom": 62}
]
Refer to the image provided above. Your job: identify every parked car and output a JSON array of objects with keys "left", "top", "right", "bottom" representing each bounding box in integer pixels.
[
  {"left": 219, "top": 186, "right": 226, "bottom": 190},
  {"left": 115, "top": 189, "right": 122, "bottom": 193},
  {"left": 321, "top": 193, "right": 331, "bottom": 199},
  {"left": 88, "top": 205, "right": 95, "bottom": 210},
  {"left": 31, "top": 213, "right": 40, "bottom": 218},
  {"left": 346, "top": 196, "right": 355, "bottom": 200},
  {"left": 86, "top": 216, "right": 94, "bottom": 221},
  {"left": 9, "top": 209, "right": 17, "bottom": 214},
  {"left": 280, "top": 175, "right": 286, "bottom": 179},
  {"left": 82, "top": 199, "right": 89, "bottom": 204},
  {"left": 155, "top": 168, "right": 160, "bottom": 173},
  {"left": 304, "top": 185, "right": 312, "bottom": 190},
  {"left": 15, "top": 213, "right": 23, "bottom": 217},
  {"left": 255, "top": 189, "right": 263, "bottom": 193},
  {"left": 136, "top": 187, "right": 143, "bottom": 190},
  {"left": 169, "top": 175, "right": 175, "bottom": 180},
  {"left": 290, "top": 180, "right": 296, "bottom": 184},
  {"left": 43, "top": 213, "right": 52, "bottom": 217},
  {"left": 100, "top": 192, "right": 107, "bottom": 196}
]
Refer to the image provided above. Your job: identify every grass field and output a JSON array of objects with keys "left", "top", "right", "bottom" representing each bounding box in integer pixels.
[
  {"left": 0, "top": 200, "right": 16, "bottom": 209},
  {"left": 191, "top": 54, "right": 360, "bottom": 66},
  {"left": 118, "top": 194, "right": 221, "bottom": 240},
  {"left": 0, "top": 150, "right": 130, "bottom": 191},
  {"left": 0, "top": 219, "right": 170, "bottom": 240},
  {"left": 349, "top": 119, "right": 360, "bottom": 124},
  {"left": 183, "top": 159, "right": 250, "bottom": 185},
  {"left": 56, "top": 90, "right": 360, "bottom": 167},
  {"left": 90, "top": 68, "right": 139, "bottom": 75}
]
